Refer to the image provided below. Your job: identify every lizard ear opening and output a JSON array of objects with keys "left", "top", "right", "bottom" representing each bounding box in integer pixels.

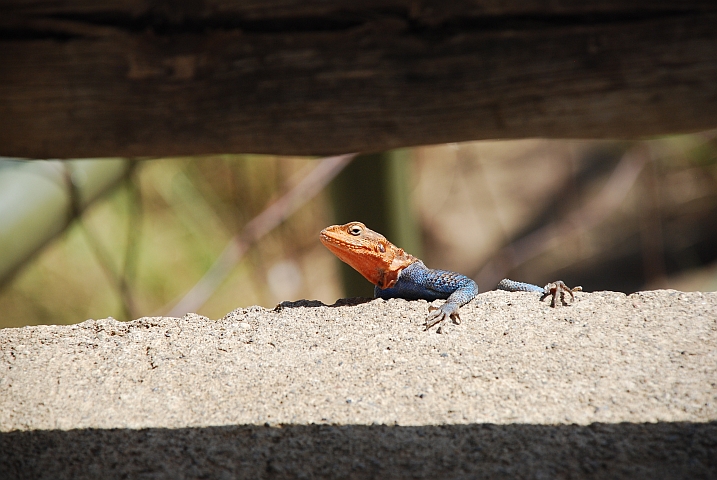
[{"left": 377, "top": 243, "right": 386, "bottom": 253}]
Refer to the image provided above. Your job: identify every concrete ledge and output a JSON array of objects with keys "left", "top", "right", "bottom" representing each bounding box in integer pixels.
[{"left": 1, "top": 290, "right": 716, "bottom": 478}]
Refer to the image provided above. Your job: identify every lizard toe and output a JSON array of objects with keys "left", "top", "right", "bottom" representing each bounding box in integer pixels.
[
  {"left": 424, "top": 309, "right": 447, "bottom": 330},
  {"left": 425, "top": 304, "right": 461, "bottom": 330},
  {"left": 541, "top": 281, "right": 582, "bottom": 307}
]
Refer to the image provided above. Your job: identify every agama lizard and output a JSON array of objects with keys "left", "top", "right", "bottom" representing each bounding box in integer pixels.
[{"left": 320, "top": 221, "right": 581, "bottom": 331}]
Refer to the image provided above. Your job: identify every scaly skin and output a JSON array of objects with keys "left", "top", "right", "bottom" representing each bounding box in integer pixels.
[
  {"left": 320, "top": 222, "right": 581, "bottom": 330},
  {"left": 319, "top": 221, "right": 417, "bottom": 290}
]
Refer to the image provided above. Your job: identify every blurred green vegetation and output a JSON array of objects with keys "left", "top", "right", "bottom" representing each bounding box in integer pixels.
[
  {"left": 0, "top": 155, "right": 341, "bottom": 328},
  {"left": 1, "top": 134, "right": 716, "bottom": 329}
]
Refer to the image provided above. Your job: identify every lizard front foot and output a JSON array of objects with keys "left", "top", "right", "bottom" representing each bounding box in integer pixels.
[
  {"left": 425, "top": 304, "right": 461, "bottom": 331},
  {"left": 541, "top": 281, "right": 582, "bottom": 307}
]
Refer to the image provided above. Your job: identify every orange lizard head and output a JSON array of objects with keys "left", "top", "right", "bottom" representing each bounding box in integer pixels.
[{"left": 320, "top": 221, "right": 417, "bottom": 289}]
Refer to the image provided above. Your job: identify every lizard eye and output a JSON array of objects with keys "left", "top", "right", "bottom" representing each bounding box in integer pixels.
[{"left": 348, "top": 224, "right": 363, "bottom": 236}]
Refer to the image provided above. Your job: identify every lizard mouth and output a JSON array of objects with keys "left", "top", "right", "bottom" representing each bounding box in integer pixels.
[
  {"left": 320, "top": 231, "right": 365, "bottom": 258},
  {"left": 320, "top": 230, "right": 341, "bottom": 248},
  {"left": 319, "top": 230, "right": 333, "bottom": 244},
  {"left": 320, "top": 232, "right": 350, "bottom": 250}
]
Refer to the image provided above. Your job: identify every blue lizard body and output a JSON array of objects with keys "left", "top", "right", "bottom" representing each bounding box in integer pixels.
[
  {"left": 375, "top": 261, "right": 477, "bottom": 303},
  {"left": 374, "top": 262, "right": 576, "bottom": 329},
  {"left": 375, "top": 261, "right": 479, "bottom": 328}
]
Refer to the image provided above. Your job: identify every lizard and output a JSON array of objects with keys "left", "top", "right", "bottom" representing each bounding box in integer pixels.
[{"left": 320, "top": 221, "right": 581, "bottom": 331}]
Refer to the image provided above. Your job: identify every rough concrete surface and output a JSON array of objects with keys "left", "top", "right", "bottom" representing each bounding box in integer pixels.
[{"left": 1, "top": 290, "right": 716, "bottom": 479}]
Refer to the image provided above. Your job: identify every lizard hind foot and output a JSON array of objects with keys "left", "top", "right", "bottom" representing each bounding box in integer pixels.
[
  {"left": 541, "top": 281, "right": 582, "bottom": 307},
  {"left": 425, "top": 305, "right": 461, "bottom": 331}
]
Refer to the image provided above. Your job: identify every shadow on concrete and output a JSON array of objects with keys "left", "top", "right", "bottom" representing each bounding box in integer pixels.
[
  {"left": 2, "top": 421, "right": 715, "bottom": 479},
  {"left": 272, "top": 297, "right": 373, "bottom": 311}
]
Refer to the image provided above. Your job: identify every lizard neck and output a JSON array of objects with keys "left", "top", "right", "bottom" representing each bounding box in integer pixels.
[{"left": 320, "top": 222, "right": 418, "bottom": 289}]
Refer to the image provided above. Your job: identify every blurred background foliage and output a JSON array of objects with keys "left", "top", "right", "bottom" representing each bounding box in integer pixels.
[{"left": 1, "top": 133, "right": 716, "bottom": 329}]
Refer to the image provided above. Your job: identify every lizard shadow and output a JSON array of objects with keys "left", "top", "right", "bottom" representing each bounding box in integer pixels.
[{"left": 273, "top": 297, "right": 374, "bottom": 311}]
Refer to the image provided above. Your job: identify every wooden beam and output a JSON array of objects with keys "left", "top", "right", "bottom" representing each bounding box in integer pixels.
[{"left": 1, "top": 2, "right": 717, "bottom": 158}]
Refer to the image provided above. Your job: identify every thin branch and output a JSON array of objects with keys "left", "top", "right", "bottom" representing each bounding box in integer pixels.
[
  {"left": 78, "top": 218, "right": 139, "bottom": 319},
  {"left": 639, "top": 145, "right": 667, "bottom": 287},
  {"left": 121, "top": 162, "right": 143, "bottom": 312},
  {"left": 62, "top": 162, "right": 139, "bottom": 319},
  {"left": 166, "top": 153, "right": 356, "bottom": 317}
]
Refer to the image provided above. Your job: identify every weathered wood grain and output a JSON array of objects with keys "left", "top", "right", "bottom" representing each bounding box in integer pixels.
[{"left": 1, "top": 2, "right": 717, "bottom": 158}]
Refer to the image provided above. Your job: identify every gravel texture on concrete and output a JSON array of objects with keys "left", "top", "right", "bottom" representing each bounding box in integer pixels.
[{"left": 1, "top": 289, "right": 716, "bottom": 479}]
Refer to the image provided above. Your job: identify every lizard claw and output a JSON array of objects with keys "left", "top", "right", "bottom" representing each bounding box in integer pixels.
[
  {"left": 540, "top": 281, "right": 582, "bottom": 307},
  {"left": 425, "top": 305, "right": 461, "bottom": 331}
]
